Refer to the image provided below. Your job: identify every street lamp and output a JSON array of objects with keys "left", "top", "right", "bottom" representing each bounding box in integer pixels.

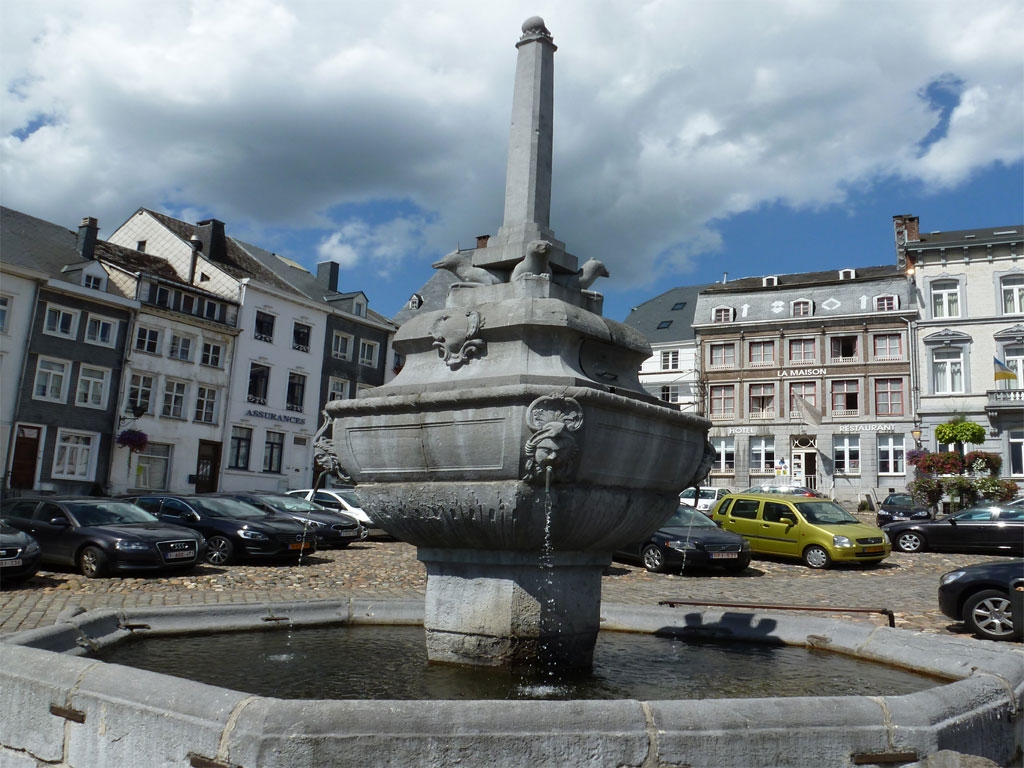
[{"left": 910, "top": 423, "right": 922, "bottom": 447}]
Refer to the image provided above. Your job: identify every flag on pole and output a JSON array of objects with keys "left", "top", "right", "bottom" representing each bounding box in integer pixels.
[
  {"left": 794, "top": 395, "right": 822, "bottom": 426},
  {"left": 994, "top": 357, "right": 1018, "bottom": 381}
]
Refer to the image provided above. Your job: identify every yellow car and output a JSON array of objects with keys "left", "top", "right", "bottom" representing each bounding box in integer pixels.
[{"left": 710, "top": 493, "right": 891, "bottom": 569}]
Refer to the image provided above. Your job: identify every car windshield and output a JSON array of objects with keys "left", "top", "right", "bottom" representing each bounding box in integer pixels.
[
  {"left": 795, "top": 502, "right": 859, "bottom": 525},
  {"left": 665, "top": 506, "right": 717, "bottom": 528},
  {"left": 885, "top": 495, "right": 913, "bottom": 506},
  {"left": 66, "top": 501, "right": 158, "bottom": 526},
  {"left": 255, "top": 494, "right": 322, "bottom": 513},
  {"left": 189, "top": 497, "right": 270, "bottom": 520},
  {"left": 335, "top": 490, "right": 361, "bottom": 506}
]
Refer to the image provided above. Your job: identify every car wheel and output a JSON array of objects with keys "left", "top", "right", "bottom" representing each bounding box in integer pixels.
[
  {"left": 894, "top": 531, "right": 925, "bottom": 553},
  {"left": 205, "top": 535, "right": 235, "bottom": 565},
  {"left": 963, "top": 589, "right": 1016, "bottom": 641},
  {"left": 79, "top": 546, "right": 108, "bottom": 578},
  {"left": 641, "top": 544, "right": 668, "bottom": 573},
  {"left": 802, "top": 545, "right": 831, "bottom": 570}
]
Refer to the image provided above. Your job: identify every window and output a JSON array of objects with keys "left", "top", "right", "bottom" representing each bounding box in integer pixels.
[
  {"left": 75, "top": 366, "right": 109, "bottom": 409},
  {"left": 84, "top": 274, "right": 103, "bottom": 290},
  {"left": 359, "top": 339, "right": 379, "bottom": 367},
  {"left": 263, "top": 431, "right": 284, "bottom": 473},
  {"left": 1010, "top": 430, "right": 1024, "bottom": 476},
  {"left": 671, "top": 302, "right": 687, "bottom": 311},
  {"left": 874, "top": 295, "right": 898, "bottom": 311},
  {"left": 44, "top": 305, "right": 78, "bottom": 338},
  {"left": 874, "top": 379, "right": 904, "bottom": 416},
  {"left": 1002, "top": 275, "right": 1024, "bottom": 315},
  {"left": 749, "top": 383, "right": 775, "bottom": 418},
  {"left": 201, "top": 343, "right": 222, "bottom": 367},
  {"left": 194, "top": 387, "right": 218, "bottom": 424},
  {"left": 0, "top": 295, "right": 8, "bottom": 333},
  {"left": 932, "top": 348, "right": 964, "bottom": 394},
  {"left": 293, "top": 323, "right": 312, "bottom": 352},
  {"left": 52, "top": 430, "right": 97, "bottom": 480},
  {"left": 162, "top": 380, "right": 187, "bottom": 419},
  {"left": 931, "top": 280, "right": 960, "bottom": 319},
  {"left": 709, "top": 343, "right": 735, "bottom": 368},
  {"left": 878, "top": 435, "right": 905, "bottom": 475},
  {"left": 712, "top": 307, "right": 734, "bottom": 323},
  {"left": 332, "top": 331, "right": 353, "bottom": 360},
  {"left": 873, "top": 334, "right": 902, "bottom": 361},
  {"left": 182, "top": 295, "right": 196, "bottom": 315},
  {"left": 833, "top": 436, "right": 860, "bottom": 475},
  {"left": 353, "top": 300, "right": 366, "bottom": 317},
  {"left": 788, "top": 338, "right": 815, "bottom": 363},
  {"left": 135, "top": 327, "right": 160, "bottom": 354},
  {"left": 749, "top": 340, "right": 775, "bottom": 367},
  {"left": 710, "top": 437, "right": 735, "bottom": 473},
  {"left": 829, "top": 335, "right": 858, "bottom": 362},
  {"left": 661, "top": 350, "right": 679, "bottom": 371},
  {"left": 830, "top": 379, "right": 859, "bottom": 416},
  {"left": 85, "top": 315, "right": 117, "bottom": 347},
  {"left": 708, "top": 385, "right": 735, "bottom": 418},
  {"left": 203, "top": 300, "right": 222, "bottom": 321},
  {"left": 135, "top": 443, "right": 171, "bottom": 490},
  {"left": 1001, "top": 346, "right": 1024, "bottom": 389},
  {"left": 254, "top": 311, "right": 275, "bottom": 342},
  {"left": 169, "top": 335, "right": 192, "bottom": 361},
  {"left": 656, "top": 320, "right": 673, "bottom": 330},
  {"left": 791, "top": 300, "right": 812, "bottom": 317},
  {"left": 34, "top": 358, "right": 69, "bottom": 402},
  {"left": 248, "top": 363, "right": 270, "bottom": 405},
  {"left": 789, "top": 381, "right": 816, "bottom": 411},
  {"left": 152, "top": 285, "right": 170, "bottom": 307},
  {"left": 229, "top": 427, "right": 252, "bottom": 470},
  {"left": 328, "top": 377, "right": 350, "bottom": 401},
  {"left": 750, "top": 437, "right": 775, "bottom": 473},
  {"left": 660, "top": 385, "right": 681, "bottom": 404},
  {"left": 128, "top": 374, "right": 154, "bottom": 414},
  {"left": 286, "top": 373, "right": 306, "bottom": 412}
]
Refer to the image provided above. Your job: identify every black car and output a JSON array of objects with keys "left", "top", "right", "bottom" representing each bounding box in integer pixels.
[
  {"left": 217, "top": 492, "right": 366, "bottom": 548},
  {"left": 614, "top": 505, "right": 751, "bottom": 573},
  {"left": 938, "top": 559, "right": 1024, "bottom": 641},
  {"left": 128, "top": 494, "right": 317, "bottom": 566},
  {"left": 0, "top": 519, "right": 42, "bottom": 584},
  {"left": 875, "top": 493, "right": 932, "bottom": 527},
  {"left": 884, "top": 505, "right": 1024, "bottom": 556},
  {"left": 1, "top": 497, "right": 204, "bottom": 578}
]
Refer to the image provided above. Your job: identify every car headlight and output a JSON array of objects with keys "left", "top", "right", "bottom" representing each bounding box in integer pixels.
[
  {"left": 832, "top": 535, "right": 854, "bottom": 548},
  {"left": 940, "top": 570, "right": 967, "bottom": 586},
  {"left": 911, "top": 511, "right": 930, "bottom": 519},
  {"left": 881, "top": 532, "right": 891, "bottom": 544},
  {"left": 115, "top": 540, "right": 152, "bottom": 551},
  {"left": 238, "top": 529, "right": 270, "bottom": 540},
  {"left": 666, "top": 540, "right": 698, "bottom": 552},
  {"left": 303, "top": 520, "right": 325, "bottom": 529},
  {"left": 24, "top": 541, "right": 41, "bottom": 555},
  {"left": 740, "top": 539, "right": 751, "bottom": 551}
]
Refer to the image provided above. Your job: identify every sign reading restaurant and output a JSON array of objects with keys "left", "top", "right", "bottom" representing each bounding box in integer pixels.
[{"left": 245, "top": 408, "right": 306, "bottom": 426}]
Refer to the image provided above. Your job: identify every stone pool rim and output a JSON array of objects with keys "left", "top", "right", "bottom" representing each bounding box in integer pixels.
[{"left": 1, "top": 598, "right": 1022, "bottom": 768}]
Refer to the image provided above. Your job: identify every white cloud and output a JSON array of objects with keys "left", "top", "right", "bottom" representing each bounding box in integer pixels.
[{"left": 2, "top": 0, "right": 1021, "bottom": 306}]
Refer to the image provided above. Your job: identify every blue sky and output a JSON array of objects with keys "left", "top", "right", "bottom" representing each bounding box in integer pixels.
[{"left": 2, "top": 1, "right": 1021, "bottom": 323}]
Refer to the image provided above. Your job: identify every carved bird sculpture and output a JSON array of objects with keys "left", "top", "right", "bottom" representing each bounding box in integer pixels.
[{"left": 432, "top": 249, "right": 504, "bottom": 285}]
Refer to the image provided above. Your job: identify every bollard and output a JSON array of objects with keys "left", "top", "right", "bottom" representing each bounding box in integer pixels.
[{"left": 1011, "top": 577, "right": 1024, "bottom": 641}]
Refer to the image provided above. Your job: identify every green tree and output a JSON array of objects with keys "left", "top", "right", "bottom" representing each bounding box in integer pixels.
[{"left": 934, "top": 417, "right": 986, "bottom": 447}]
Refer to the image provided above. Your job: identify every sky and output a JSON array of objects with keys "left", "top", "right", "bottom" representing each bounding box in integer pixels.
[{"left": 2, "top": 0, "right": 1022, "bottom": 323}]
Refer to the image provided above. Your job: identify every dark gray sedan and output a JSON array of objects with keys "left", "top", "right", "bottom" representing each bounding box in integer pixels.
[
  {"left": 885, "top": 505, "right": 1024, "bottom": 556},
  {"left": 615, "top": 505, "right": 751, "bottom": 573}
]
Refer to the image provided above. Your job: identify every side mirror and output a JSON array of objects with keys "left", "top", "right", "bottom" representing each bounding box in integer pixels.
[
  {"left": 49, "top": 517, "right": 70, "bottom": 527},
  {"left": 185, "top": 511, "right": 200, "bottom": 522},
  {"left": 780, "top": 514, "right": 797, "bottom": 525}
]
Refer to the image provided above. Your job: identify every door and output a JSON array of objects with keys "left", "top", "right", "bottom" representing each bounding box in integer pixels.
[
  {"left": 759, "top": 501, "right": 800, "bottom": 556},
  {"left": 9, "top": 426, "right": 41, "bottom": 489},
  {"left": 195, "top": 441, "right": 221, "bottom": 494},
  {"left": 791, "top": 450, "right": 817, "bottom": 490}
]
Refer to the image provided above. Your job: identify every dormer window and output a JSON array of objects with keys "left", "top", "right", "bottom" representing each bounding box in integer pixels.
[
  {"left": 874, "top": 295, "right": 899, "bottom": 312},
  {"left": 84, "top": 274, "right": 104, "bottom": 290},
  {"left": 791, "top": 299, "right": 813, "bottom": 317},
  {"left": 354, "top": 300, "right": 366, "bottom": 317},
  {"left": 712, "top": 306, "right": 734, "bottom": 323},
  {"left": 407, "top": 294, "right": 423, "bottom": 310},
  {"left": 671, "top": 301, "right": 686, "bottom": 310},
  {"left": 657, "top": 320, "right": 673, "bottom": 329},
  {"left": 839, "top": 268, "right": 856, "bottom": 280},
  {"left": 762, "top": 276, "right": 779, "bottom": 287}
]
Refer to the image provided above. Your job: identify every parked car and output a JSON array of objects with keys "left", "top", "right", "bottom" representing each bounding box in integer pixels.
[
  {"left": 1, "top": 497, "right": 204, "bottom": 578},
  {"left": 0, "top": 519, "right": 42, "bottom": 584},
  {"left": 615, "top": 505, "right": 750, "bottom": 573},
  {"left": 938, "top": 559, "right": 1024, "bottom": 641},
  {"left": 710, "top": 493, "right": 890, "bottom": 569},
  {"left": 286, "top": 488, "right": 383, "bottom": 535},
  {"left": 1007, "top": 497, "right": 1024, "bottom": 508},
  {"left": 883, "top": 505, "right": 1024, "bottom": 556},
  {"left": 219, "top": 492, "right": 366, "bottom": 548},
  {"left": 875, "top": 493, "right": 932, "bottom": 527},
  {"left": 679, "top": 487, "right": 732, "bottom": 514},
  {"left": 740, "top": 484, "right": 825, "bottom": 498},
  {"left": 126, "top": 494, "right": 316, "bottom": 566}
]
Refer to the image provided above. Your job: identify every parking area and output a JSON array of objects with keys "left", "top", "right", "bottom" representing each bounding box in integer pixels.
[{"left": 1, "top": 538, "right": 1017, "bottom": 643}]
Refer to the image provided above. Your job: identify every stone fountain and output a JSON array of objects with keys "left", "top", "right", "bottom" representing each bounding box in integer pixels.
[{"left": 324, "top": 16, "right": 714, "bottom": 669}]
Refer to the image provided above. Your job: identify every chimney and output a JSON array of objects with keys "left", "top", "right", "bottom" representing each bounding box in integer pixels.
[
  {"left": 317, "top": 261, "right": 341, "bottom": 292},
  {"left": 892, "top": 214, "right": 920, "bottom": 269},
  {"left": 195, "top": 219, "right": 227, "bottom": 262},
  {"left": 475, "top": 235, "right": 491, "bottom": 249},
  {"left": 77, "top": 217, "right": 99, "bottom": 259}
]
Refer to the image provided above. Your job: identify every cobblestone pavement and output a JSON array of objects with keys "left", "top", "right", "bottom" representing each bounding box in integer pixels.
[{"left": 1, "top": 540, "right": 1019, "bottom": 644}]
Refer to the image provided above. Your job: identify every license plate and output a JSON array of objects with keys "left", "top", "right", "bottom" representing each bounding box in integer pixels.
[
  {"left": 710, "top": 552, "right": 738, "bottom": 559},
  {"left": 289, "top": 541, "right": 313, "bottom": 550},
  {"left": 165, "top": 550, "right": 195, "bottom": 560},
  {"left": 863, "top": 546, "right": 884, "bottom": 554},
  {"left": 0, "top": 559, "right": 23, "bottom": 567},
  {"left": 340, "top": 530, "right": 358, "bottom": 537}
]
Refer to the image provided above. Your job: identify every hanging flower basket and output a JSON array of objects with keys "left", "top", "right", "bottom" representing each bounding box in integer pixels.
[{"left": 116, "top": 429, "right": 149, "bottom": 453}]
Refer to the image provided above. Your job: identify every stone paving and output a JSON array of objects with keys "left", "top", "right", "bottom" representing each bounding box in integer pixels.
[{"left": 1, "top": 539, "right": 1019, "bottom": 643}]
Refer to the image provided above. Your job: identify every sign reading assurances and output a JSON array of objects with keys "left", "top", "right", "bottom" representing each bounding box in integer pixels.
[{"left": 245, "top": 408, "right": 306, "bottom": 426}]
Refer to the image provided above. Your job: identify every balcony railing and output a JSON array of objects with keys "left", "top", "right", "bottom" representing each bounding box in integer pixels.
[
  {"left": 749, "top": 409, "right": 776, "bottom": 420},
  {"left": 987, "top": 389, "right": 1024, "bottom": 410},
  {"left": 831, "top": 408, "right": 859, "bottom": 418}
]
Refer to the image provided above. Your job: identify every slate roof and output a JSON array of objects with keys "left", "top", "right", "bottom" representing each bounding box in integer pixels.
[
  {"left": 392, "top": 268, "right": 458, "bottom": 326},
  {"left": 699, "top": 265, "right": 903, "bottom": 294},
  {"left": 623, "top": 284, "right": 710, "bottom": 343},
  {"left": 1, "top": 206, "right": 83, "bottom": 277},
  {"left": 906, "top": 224, "right": 1021, "bottom": 250},
  {"left": 89, "top": 240, "right": 182, "bottom": 282}
]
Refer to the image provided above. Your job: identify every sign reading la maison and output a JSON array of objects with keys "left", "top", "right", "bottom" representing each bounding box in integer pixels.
[
  {"left": 245, "top": 408, "right": 306, "bottom": 426},
  {"left": 777, "top": 368, "right": 827, "bottom": 377}
]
